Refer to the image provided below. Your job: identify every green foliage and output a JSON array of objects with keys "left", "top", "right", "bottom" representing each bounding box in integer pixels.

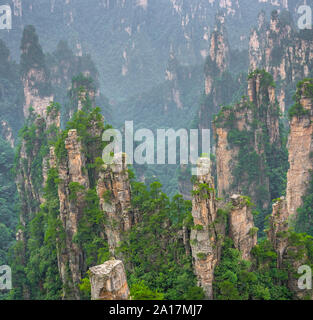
[
  {"left": 285, "top": 232, "right": 313, "bottom": 267},
  {"left": 288, "top": 79, "right": 313, "bottom": 119},
  {"left": 55, "top": 103, "right": 112, "bottom": 186},
  {"left": 17, "top": 113, "right": 50, "bottom": 193},
  {"left": 69, "top": 182, "right": 85, "bottom": 201},
  {"left": 241, "top": 196, "right": 255, "bottom": 208},
  {"left": 191, "top": 183, "right": 214, "bottom": 199},
  {"left": 192, "top": 225, "right": 204, "bottom": 231},
  {"left": 10, "top": 167, "right": 63, "bottom": 300},
  {"left": 217, "top": 208, "right": 229, "bottom": 224},
  {"left": 130, "top": 281, "right": 164, "bottom": 300},
  {"left": 76, "top": 188, "right": 109, "bottom": 267},
  {"left": 0, "top": 138, "right": 18, "bottom": 299},
  {"left": 46, "top": 102, "right": 61, "bottom": 117},
  {"left": 248, "top": 69, "right": 276, "bottom": 88},
  {"left": 214, "top": 238, "right": 292, "bottom": 300},
  {"left": 288, "top": 102, "right": 309, "bottom": 119},
  {"left": 196, "top": 253, "right": 207, "bottom": 260},
  {"left": 79, "top": 273, "right": 91, "bottom": 300},
  {"left": 118, "top": 178, "right": 203, "bottom": 300},
  {"left": 249, "top": 227, "right": 259, "bottom": 236}
]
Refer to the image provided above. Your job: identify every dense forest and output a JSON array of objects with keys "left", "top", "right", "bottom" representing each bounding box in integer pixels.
[{"left": 1, "top": 1, "right": 313, "bottom": 301}]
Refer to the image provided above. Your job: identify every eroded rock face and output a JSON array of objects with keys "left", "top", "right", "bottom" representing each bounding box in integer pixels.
[
  {"left": 214, "top": 126, "right": 237, "bottom": 197},
  {"left": 229, "top": 195, "right": 257, "bottom": 261},
  {"left": 267, "top": 197, "right": 289, "bottom": 267},
  {"left": 57, "top": 129, "right": 90, "bottom": 299},
  {"left": 23, "top": 69, "right": 54, "bottom": 118},
  {"left": 190, "top": 158, "right": 225, "bottom": 299},
  {"left": 286, "top": 82, "right": 313, "bottom": 218},
  {"left": 89, "top": 260, "right": 130, "bottom": 300},
  {"left": 249, "top": 11, "right": 313, "bottom": 112},
  {"left": 198, "top": 13, "right": 231, "bottom": 132},
  {"left": 204, "top": 14, "right": 230, "bottom": 96},
  {"left": 97, "top": 153, "right": 134, "bottom": 256}
]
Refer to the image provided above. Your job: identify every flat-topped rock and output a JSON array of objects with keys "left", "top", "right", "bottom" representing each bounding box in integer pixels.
[{"left": 89, "top": 260, "right": 130, "bottom": 300}]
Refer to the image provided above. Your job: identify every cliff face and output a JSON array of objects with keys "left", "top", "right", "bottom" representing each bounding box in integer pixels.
[
  {"left": 205, "top": 14, "right": 230, "bottom": 96},
  {"left": 213, "top": 70, "right": 282, "bottom": 209},
  {"left": 267, "top": 196, "right": 289, "bottom": 265},
  {"left": 286, "top": 80, "right": 313, "bottom": 218},
  {"left": 97, "top": 153, "right": 134, "bottom": 256},
  {"left": 198, "top": 15, "right": 232, "bottom": 131},
  {"left": 23, "top": 68, "right": 54, "bottom": 118},
  {"left": 214, "top": 126, "right": 238, "bottom": 197},
  {"left": 56, "top": 129, "right": 90, "bottom": 299},
  {"left": 20, "top": 26, "right": 53, "bottom": 119},
  {"left": 249, "top": 11, "right": 313, "bottom": 112},
  {"left": 229, "top": 195, "right": 257, "bottom": 261}
]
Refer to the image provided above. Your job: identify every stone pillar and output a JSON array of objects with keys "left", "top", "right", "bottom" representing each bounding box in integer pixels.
[
  {"left": 89, "top": 260, "right": 130, "bottom": 300},
  {"left": 229, "top": 195, "right": 257, "bottom": 261}
]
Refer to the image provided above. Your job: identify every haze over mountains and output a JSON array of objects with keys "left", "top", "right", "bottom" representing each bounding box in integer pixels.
[
  {"left": 1, "top": 0, "right": 313, "bottom": 301},
  {"left": 1, "top": 0, "right": 303, "bottom": 102}
]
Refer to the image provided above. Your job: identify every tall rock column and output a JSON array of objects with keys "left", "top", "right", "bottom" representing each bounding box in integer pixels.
[
  {"left": 97, "top": 153, "right": 134, "bottom": 256},
  {"left": 190, "top": 158, "right": 225, "bottom": 299},
  {"left": 20, "top": 25, "right": 53, "bottom": 118},
  {"left": 204, "top": 14, "right": 230, "bottom": 96},
  {"left": 198, "top": 13, "right": 231, "bottom": 131},
  {"left": 229, "top": 195, "right": 257, "bottom": 261},
  {"left": 286, "top": 80, "right": 313, "bottom": 218},
  {"left": 57, "top": 129, "right": 90, "bottom": 299},
  {"left": 267, "top": 197, "right": 289, "bottom": 267}
]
